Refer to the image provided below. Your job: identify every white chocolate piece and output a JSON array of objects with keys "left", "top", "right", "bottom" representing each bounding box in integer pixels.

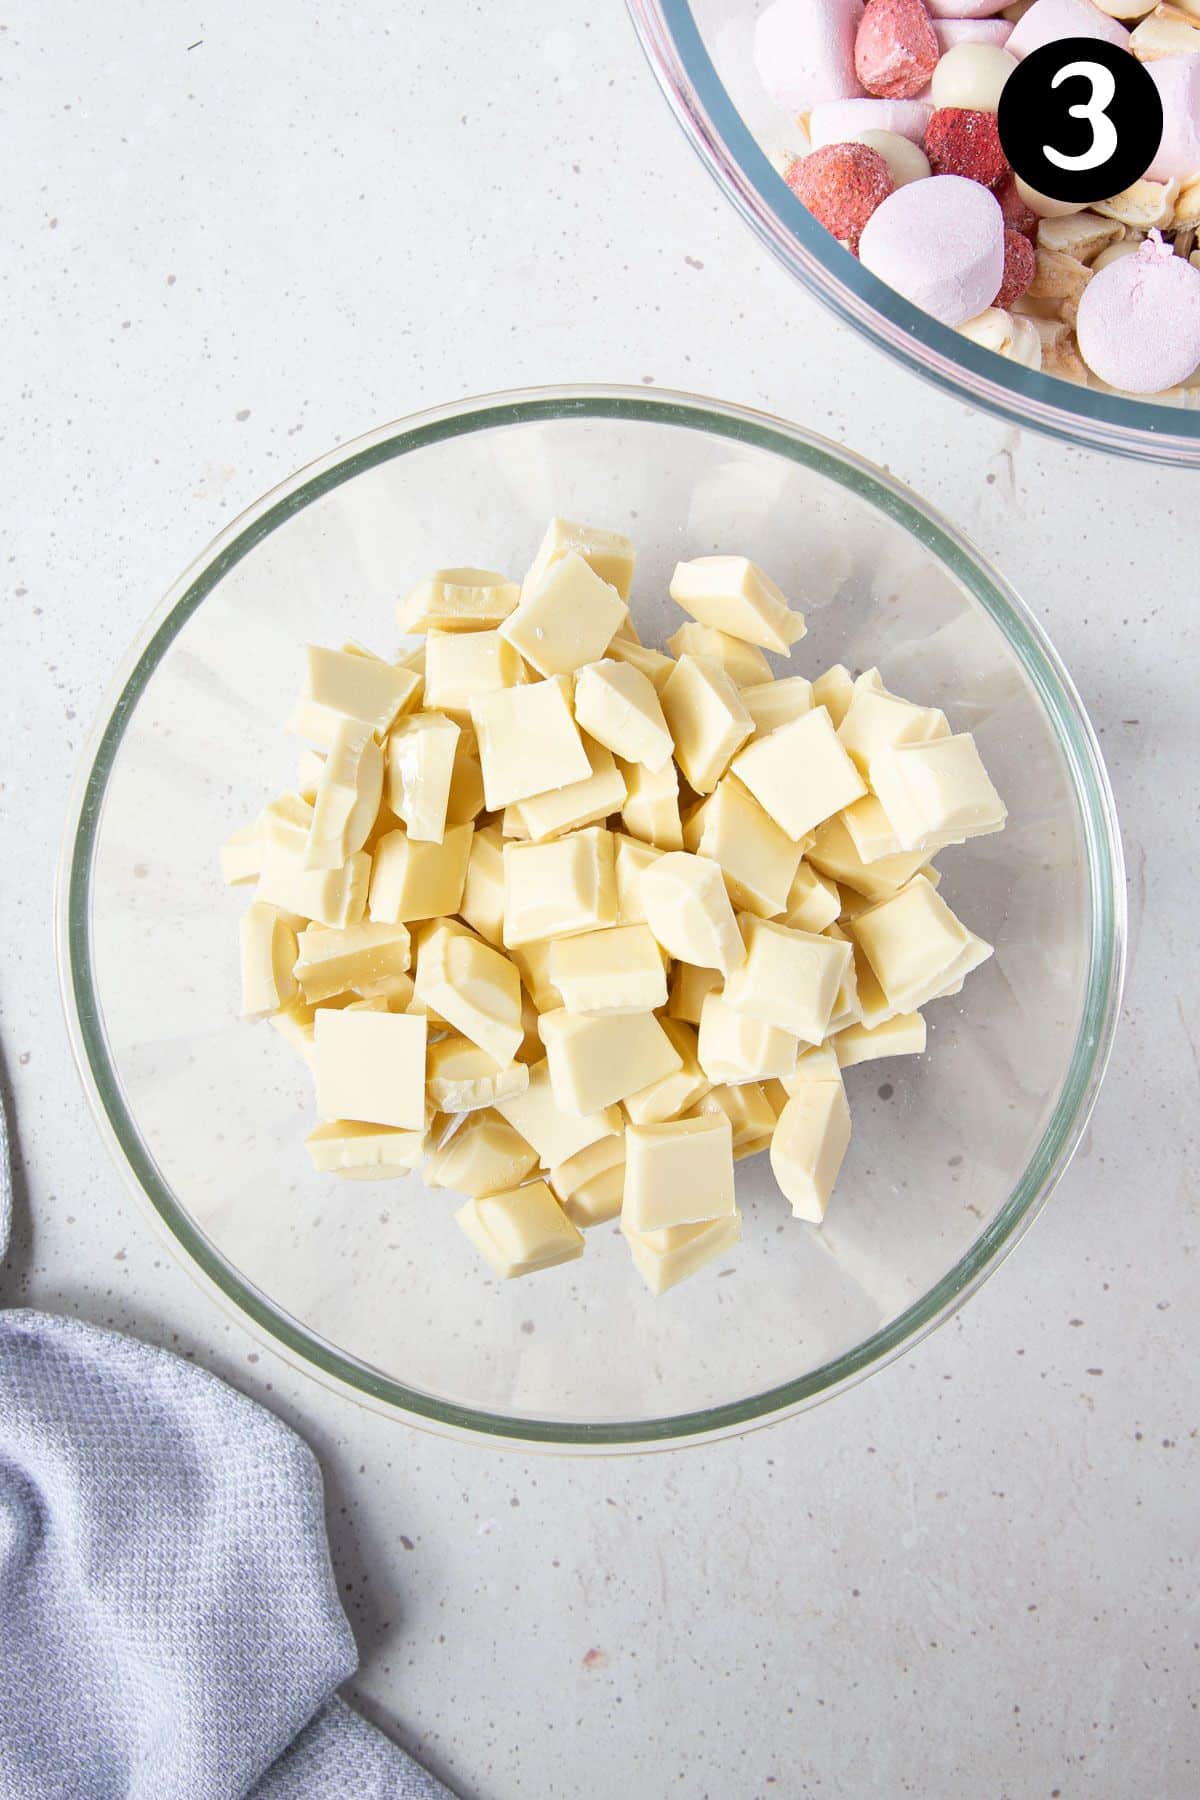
[
  {"left": 810, "top": 664, "right": 854, "bottom": 727},
  {"left": 294, "top": 921, "right": 411, "bottom": 1003},
  {"left": 423, "top": 627, "right": 525, "bottom": 719},
  {"left": 851, "top": 875, "right": 992, "bottom": 1011},
  {"left": 779, "top": 1043, "right": 845, "bottom": 1092},
  {"left": 305, "top": 1119, "right": 426, "bottom": 1179},
  {"left": 494, "top": 1058, "right": 621, "bottom": 1167},
  {"left": 397, "top": 568, "right": 520, "bottom": 634},
  {"left": 618, "top": 756, "right": 684, "bottom": 850},
  {"left": 220, "top": 823, "right": 261, "bottom": 886},
  {"left": 455, "top": 1180, "right": 584, "bottom": 1279},
  {"left": 930, "top": 42, "right": 1017, "bottom": 110},
  {"left": 239, "top": 903, "right": 299, "bottom": 1019},
  {"left": 549, "top": 1134, "right": 627, "bottom": 1227},
  {"left": 661, "top": 655, "right": 754, "bottom": 795},
  {"left": 269, "top": 997, "right": 320, "bottom": 1068},
  {"left": 769, "top": 1083, "right": 852, "bottom": 1223},
  {"left": 501, "top": 551, "right": 626, "bottom": 678},
  {"left": 623, "top": 1115, "right": 736, "bottom": 1233},
  {"left": 313, "top": 1008, "right": 427, "bottom": 1129},
  {"left": 836, "top": 670, "right": 949, "bottom": 776},
  {"left": 459, "top": 824, "right": 505, "bottom": 946},
  {"left": 415, "top": 920, "right": 524, "bottom": 1066},
  {"left": 869, "top": 733, "right": 1007, "bottom": 852},
  {"left": 723, "top": 916, "right": 852, "bottom": 1044},
  {"left": 640, "top": 851, "right": 746, "bottom": 976},
  {"left": 613, "top": 833, "right": 664, "bottom": 923},
  {"left": 833, "top": 1011, "right": 927, "bottom": 1067},
  {"left": 840, "top": 793, "right": 905, "bottom": 863},
  {"left": 368, "top": 822, "right": 473, "bottom": 923},
  {"left": 607, "top": 635, "right": 676, "bottom": 693},
  {"left": 539, "top": 1008, "right": 682, "bottom": 1115},
  {"left": 688, "top": 1081, "right": 777, "bottom": 1151},
  {"left": 732, "top": 707, "right": 866, "bottom": 842},
  {"left": 667, "top": 960, "right": 722, "bottom": 1025},
  {"left": 446, "top": 729, "right": 486, "bottom": 826},
  {"left": 622, "top": 1213, "right": 742, "bottom": 1296},
  {"left": 1130, "top": 10, "right": 1200, "bottom": 56},
  {"left": 807, "top": 813, "right": 931, "bottom": 901},
  {"left": 851, "top": 127, "right": 932, "bottom": 185},
  {"left": 503, "top": 827, "right": 617, "bottom": 947},
  {"left": 425, "top": 1108, "right": 539, "bottom": 1197},
  {"left": 669, "top": 556, "right": 805, "bottom": 653},
  {"left": 295, "top": 750, "right": 326, "bottom": 802},
  {"left": 255, "top": 849, "right": 370, "bottom": 930},
  {"left": 548, "top": 924, "right": 668, "bottom": 1015},
  {"left": 666, "top": 623, "right": 773, "bottom": 687},
  {"left": 425, "top": 1035, "right": 530, "bottom": 1111},
  {"left": 1014, "top": 175, "right": 1086, "bottom": 220},
  {"left": 305, "top": 719, "right": 384, "bottom": 870},
  {"left": 781, "top": 861, "right": 842, "bottom": 933},
  {"left": 469, "top": 675, "right": 590, "bottom": 810},
  {"left": 739, "top": 675, "right": 814, "bottom": 739},
  {"left": 622, "top": 1018, "right": 711, "bottom": 1126},
  {"left": 572, "top": 659, "right": 674, "bottom": 771},
  {"left": 522, "top": 517, "right": 636, "bottom": 602},
  {"left": 696, "top": 991, "right": 799, "bottom": 1085},
  {"left": 384, "top": 712, "right": 459, "bottom": 843},
  {"left": 289, "top": 646, "right": 420, "bottom": 743},
  {"left": 683, "top": 777, "right": 804, "bottom": 918},
  {"left": 515, "top": 737, "right": 627, "bottom": 842},
  {"left": 509, "top": 939, "right": 562, "bottom": 1013},
  {"left": 257, "top": 791, "right": 314, "bottom": 868}
]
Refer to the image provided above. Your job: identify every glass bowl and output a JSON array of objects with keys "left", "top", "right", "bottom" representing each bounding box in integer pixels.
[
  {"left": 58, "top": 386, "right": 1124, "bottom": 1451},
  {"left": 627, "top": 0, "right": 1200, "bottom": 466}
]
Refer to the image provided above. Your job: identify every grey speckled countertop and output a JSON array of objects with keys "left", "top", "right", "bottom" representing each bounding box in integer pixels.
[{"left": 4, "top": 4, "right": 1196, "bottom": 1796}]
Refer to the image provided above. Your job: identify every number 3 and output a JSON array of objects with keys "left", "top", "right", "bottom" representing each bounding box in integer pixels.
[{"left": 1044, "top": 59, "right": 1118, "bottom": 174}]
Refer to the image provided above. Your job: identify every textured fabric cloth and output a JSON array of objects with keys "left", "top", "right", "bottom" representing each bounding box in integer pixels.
[{"left": 0, "top": 1091, "right": 451, "bottom": 1800}]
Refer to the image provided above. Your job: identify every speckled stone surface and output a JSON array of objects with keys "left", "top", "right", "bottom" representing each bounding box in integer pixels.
[{"left": 3, "top": 4, "right": 1197, "bottom": 1797}]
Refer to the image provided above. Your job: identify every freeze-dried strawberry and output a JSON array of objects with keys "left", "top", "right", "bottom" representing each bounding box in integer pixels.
[
  {"left": 786, "top": 143, "right": 896, "bottom": 253},
  {"left": 855, "top": 0, "right": 939, "bottom": 102},
  {"left": 994, "top": 226, "right": 1036, "bottom": 308},
  {"left": 925, "top": 107, "right": 1009, "bottom": 190}
]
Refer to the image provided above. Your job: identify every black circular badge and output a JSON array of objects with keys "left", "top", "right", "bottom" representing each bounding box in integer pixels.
[{"left": 997, "top": 37, "right": 1163, "bottom": 204}]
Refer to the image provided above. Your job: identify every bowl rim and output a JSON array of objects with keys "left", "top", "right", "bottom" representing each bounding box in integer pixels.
[
  {"left": 57, "top": 383, "right": 1126, "bottom": 1451},
  {"left": 626, "top": 0, "right": 1200, "bottom": 466}
]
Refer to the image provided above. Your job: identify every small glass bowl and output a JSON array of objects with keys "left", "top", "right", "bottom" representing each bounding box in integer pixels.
[
  {"left": 58, "top": 386, "right": 1124, "bottom": 1451},
  {"left": 627, "top": 0, "right": 1200, "bottom": 466}
]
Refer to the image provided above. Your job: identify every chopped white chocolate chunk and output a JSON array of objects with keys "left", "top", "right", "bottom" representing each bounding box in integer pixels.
[
  {"left": 305, "top": 719, "right": 384, "bottom": 870},
  {"left": 666, "top": 623, "right": 772, "bottom": 687},
  {"left": 669, "top": 556, "right": 805, "bottom": 653},
  {"left": 840, "top": 793, "right": 905, "bottom": 864},
  {"left": 515, "top": 737, "right": 626, "bottom": 842},
  {"left": 572, "top": 659, "right": 674, "bottom": 771},
  {"left": 781, "top": 861, "right": 841, "bottom": 933},
  {"left": 683, "top": 776, "right": 804, "bottom": 918},
  {"left": 548, "top": 924, "right": 668, "bottom": 1015},
  {"left": 501, "top": 551, "right": 627, "bottom": 677},
  {"left": 423, "top": 627, "right": 525, "bottom": 719},
  {"left": 618, "top": 756, "right": 684, "bottom": 850},
  {"left": 397, "top": 569, "right": 520, "bottom": 635},
  {"left": 293, "top": 921, "right": 411, "bottom": 1003},
  {"left": 622, "top": 1018, "right": 710, "bottom": 1126},
  {"left": 313, "top": 1008, "right": 427, "bottom": 1130},
  {"left": 661, "top": 654, "right": 754, "bottom": 794},
  {"left": 850, "top": 875, "right": 992, "bottom": 1013},
  {"left": 613, "top": 832, "right": 664, "bottom": 923},
  {"left": 623, "top": 1114, "right": 736, "bottom": 1232},
  {"left": 239, "top": 903, "right": 299, "bottom": 1019},
  {"left": 806, "top": 813, "right": 931, "bottom": 903},
  {"left": 470, "top": 675, "right": 590, "bottom": 810},
  {"left": 723, "top": 916, "right": 852, "bottom": 1044},
  {"left": 868, "top": 733, "right": 1007, "bottom": 853},
  {"left": 368, "top": 822, "right": 473, "bottom": 923},
  {"left": 425, "top": 1109, "right": 539, "bottom": 1198},
  {"left": 384, "top": 712, "right": 459, "bottom": 843},
  {"left": 415, "top": 920, "right": 524, "bottom": 1066},
  {"left": 666, "top": 959, "right": 722, "bottom": 1025},
  {"left": 425, "top": 1035, "right": 530, "bottom": 1111},
  {"left": 305, "top": 1119, "right": 426, "bottom": 1179},
  {"left": 836, "top": 670, "right": 949, "bottom": 776},
  {"left": 549, "top": 1134, "right": 627, "bottom": 1227},
  {"left": 256, "top": 850, "right": 370, "bottom": 930},
  {"left": 770, "top": 1083, "right": 852, "bottom": 1222},
  {"left": 258, "top": 791, "right": 315, "bottom": 868},
  {"left": 538, "top": 1008, "right": 683, "bottom": 1115},
  {"left": 459, "top": 824, "right": 506, "bottom": 946},
  {"left": 623, "top": 1213, "right": 742, "bottom": 1295},
  {"left": 779, "top": 1043, "right": 844, "bottom": 1092},
  {"left": 731, "top": 706, "right": 866, "bottom": 842},
  {"left": 289, "top": 645, "right": 420, "bottom": 743},
  {"left": 269, "top": 997, "right": 320, "bottom": 1069},
  {"left": 833, "top": 1012, "right": 927, "bottom": 1068},
  {"left": 446, "top": 728, "right": 486, "bottom": 826},
  {"left": 639, "top": 851, "right": 745, "bottom": 976},
  {"left": 810, "top": 664, "right": 854, "bottom": 727},
  {"left": 739, "top": 675, "right": 814, "bottom": 739},
  {"left": 688, "top": 1081, "right": 777, "bottom": 1152},
  {"left": 455, "top": 1180, "right": 584, "bottom": 1279},
  {"left": 503, "top": 827, "right": 617, "bottom": 947},
  {"left": 494, "top": 1058, "right": 621, "bottom": 1168},
  {"left": 607, "top": 635, "right": 676, "bottom": 692},
  {"left": 697, "top": 991, "right": 799, "bottom": 1085},
  {"left": 523, "top": 517, "right": 636, "bottom": 602},
  {"left": 509, "top": 938, "right": 562, "bottom": 1013}
]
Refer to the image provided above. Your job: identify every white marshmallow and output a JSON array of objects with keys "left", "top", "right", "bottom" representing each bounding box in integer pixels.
[
  {"left": 1146, "top": 55, "right": 1200, "bottom": 183},
  {"left": 754, "top": 0, "right": 865, "bottom": 113},
  {"left": 807, "top": 97, "right": 933, "bottom": 148},
  {"left": 859, "top": 175, "right": 1006, "bottom": 325},
  {"left": 1006, "top": 0, "right": 1131, "bottom": 58}
]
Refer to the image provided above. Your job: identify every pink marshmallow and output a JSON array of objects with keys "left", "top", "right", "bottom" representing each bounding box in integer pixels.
[
  {"left": 1006, "top": 0, "right": 1130, "bottom": 61},
  {"left": 859, "top": 174, "right": 1006, "bottom": 324},
  {"left": 1076, "top": 232, "right": 1200, "bottom": 392},
  {"left": 933, "top": 20, "right": 1014, "bottom": 51},
  {"left": 754, "top": 0, "right": 866, "bottom": 113},
  {"left": 1146, "top": 55, "right": 1200, "bottom": 184},
  {"left": 925, "top": 0, "right": 1009, "bottom": 15},
  {"left": 808, "top": 96, "right": 934, "bottom": 148}
]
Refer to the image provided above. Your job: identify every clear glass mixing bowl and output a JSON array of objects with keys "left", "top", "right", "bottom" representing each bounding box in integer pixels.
[
  {"left": 628, "top": 0, "right": 1200, "bottom": 466},
  {"left": 58, "top": 387, "right": 1124, "bottom": 1451}
]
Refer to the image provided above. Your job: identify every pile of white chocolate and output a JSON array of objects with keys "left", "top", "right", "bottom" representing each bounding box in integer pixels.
[{"left": 224, "top": 519, "right": 1006, "bottom": 1296}]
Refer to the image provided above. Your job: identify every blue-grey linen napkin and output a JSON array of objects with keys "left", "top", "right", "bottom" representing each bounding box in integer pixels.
[{"left": 0, "top": 1093, "right": 452, "bottom": 1800}]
